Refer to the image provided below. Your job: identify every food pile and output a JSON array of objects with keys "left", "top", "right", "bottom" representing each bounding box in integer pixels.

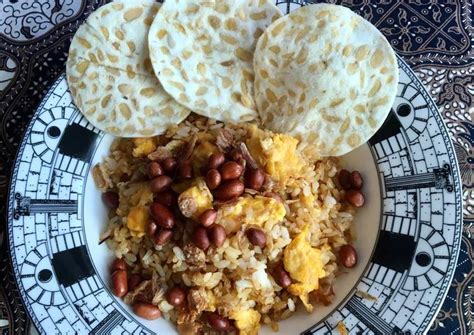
[
  {"left": 95, "top": 117, "right": 363, "bottom": 334},
  {"left": 66, "top": 0, "right": 398, "bottom": 333}
]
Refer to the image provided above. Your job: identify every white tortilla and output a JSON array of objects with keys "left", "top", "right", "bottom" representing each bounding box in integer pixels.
[
  {"left": 66, "top": 0, "right": 190, "bottom": 137},
  {"left": 148, "top": 0, "right": 282, "bottom": 123},
  {"left": 254, "top": 4, "right": 399, "bottom": 156}
]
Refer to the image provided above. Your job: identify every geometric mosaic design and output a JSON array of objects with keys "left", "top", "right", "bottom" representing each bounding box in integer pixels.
[
  {"left": 8, "top": 76, "right": 152, "bottom": 334},
  {"left": 5, "top": 2, "right": 464, "bottom": 334}
]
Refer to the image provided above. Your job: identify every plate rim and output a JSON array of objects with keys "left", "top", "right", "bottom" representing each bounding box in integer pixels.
[
  {"left": 6, "top": 54, "right": 464, "bottom": 334},
  {"left": 394, "top": 58, "right": 464, "bottom": 333}
]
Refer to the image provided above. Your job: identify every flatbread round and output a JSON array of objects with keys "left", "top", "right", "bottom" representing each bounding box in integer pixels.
[
  {"left": 254, "top": 4, "right": 399, "bottom": 156},
  {"left": 148, "top": 0, "right": 282, "bottom": 123},
  {"left": 66, "top": 0, "right": 190, "bottom": 137}
]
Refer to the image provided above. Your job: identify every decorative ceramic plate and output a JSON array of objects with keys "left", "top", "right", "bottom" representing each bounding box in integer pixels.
[{"left": 7, "top": 4, "right": 462, "bottom": 335}]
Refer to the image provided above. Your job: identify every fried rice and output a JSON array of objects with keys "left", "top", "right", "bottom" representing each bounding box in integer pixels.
[{"left": 94, "top": 114, "right": 356, "bottom": 334}]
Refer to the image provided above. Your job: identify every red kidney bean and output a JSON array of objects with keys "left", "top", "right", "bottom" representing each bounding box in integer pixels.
[
  {"left": 350, "top": 171, "right": 363, "bottom": 190},
  {"left": 111, "top": 258, "right": 127, "bottom": 272},
  {"left": 272, "top": 264, "right": 292, "bottom": 288},
  {"left": 161, "top": 157, "right": 177, "bottom": 174},
  {"left": 206, "top": 169, "right": 222, "bottom": 190},
  {"left": 214, "top": 180, "right": 244, "bottom": 201},
  {"left": 154, "top": 229, "right": 173, "bottom": 246},
  {"left": 338, "top": 169, "right": 351, "bottom": 190},
  {"left": 103, "top": 191, "right": 119, "bottom": 209},
  {"left": 345, "top": 190, "right": 365, "bottom": 207},
  {"left": 220, "top": 161, "right": 243, "bottom": 180},
  {"left": 207, "top": 312, "right": 231, "bottom": 331},
  {"left": 128, "top": 274, "right": 142, "bottom": 291},
  {"left": 245, "top": 168, "right": 265, "bottom": 190},
  {"left": 147, "top": 162, "right": 163, "bottom": 179},
  {"left": 246, "top": 228, "right": 266, "bottom": 248},
  {"left": 166, "top": 286, "right": 186, "bottom": 307},
  {"left": 154, "top": 190, "right": 177, "bottom": 208},
  {"left": 150, "top": 175, "right": 172, "bottom": 193},
  {"left": 339, "top": 245, "right": 357, "bottom": 268},
  {"left": 150, "top": 202, "right": 175, "bottom": 229},
  {"left": 228, "top": 149, "right": 243, "bottom": 162},
  {"left": 208, "top": 152, "right": 225, "bottom": 170},
  {"left": 179, "top": 161, "right": 193, "bottom": 179},
  {"left": 133, "top": 302, "right": 161, "bottom": 320},
  {"left": 146, "top": 221, "right": 158, "bottom": 237},
  {"left": 193, "top": 227, "right": 210, "bottom": 251},
  {"left": 209, "top": 224, "right": 226, "bottom": 247},
  {"left": 198, "top": 209, "right": 217, "bottom": 228},
  {"left": 111, "top": 270, "right": 128, "bottom": 297}
]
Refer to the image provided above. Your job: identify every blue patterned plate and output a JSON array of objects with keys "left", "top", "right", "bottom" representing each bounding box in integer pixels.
[{"left": 7, "top": 3, "right": 463, "bottom": 335}]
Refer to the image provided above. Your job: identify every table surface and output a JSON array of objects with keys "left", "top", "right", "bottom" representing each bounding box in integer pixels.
[{"left": 0, "top": 1, "right": 472, "bottom": 334}]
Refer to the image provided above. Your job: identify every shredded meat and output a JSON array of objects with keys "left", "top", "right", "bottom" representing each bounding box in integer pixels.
[
  {"left": 187, "top": 288, "right": 208, "bottom": 313},
  {"left": 239, "top": 142, "right": 259, "bottom": 169},
  {"left": 215, "top": 128, "right": 234, "bottom": 153},
  {"left": 165, "top": 139, "right": 185, "bottom": 154},
  {"left": 177, "top": 307, "right": 199, "bottom": 324},
  {"left": 151, "top": 287, "right": 166, "bottom": 305},
  {"left": 123, "top": 272, "right": 162, "bottom": 305},
  {"left": 183, "top": 243, "right": 206, "bottom": 270},
  {"left": 147, "top": 146, "right": 172, "bottom": 161},
  {"left": 179, "top": 134, "right": 197, "bottom": 162},
  {"left": 92, "top": 164, "right": 112, "bottom": 191},
  {"left": 123, "top": 279, "right": 153, "bottom": 305}
]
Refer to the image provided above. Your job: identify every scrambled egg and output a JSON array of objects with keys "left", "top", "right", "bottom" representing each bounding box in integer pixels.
[
  {"left": 217, "top": 195, "right": 285, "bottom": 233},
  {"left": 127, "top": 206, "right": 149, "bottom": 237},
  {"left": 246, "top": 125, "right": 306, "bottom": 184},
  {"left": 230, "top": 309, "right": 261, "bottom": 335},
  {"left": 132, "top": 138, "right": 156, "bottom": 157},
  {"left": 283, "top": 225, "right": 326, "bottom": 312},
  {"left": 124, "top": 184, "right": 154, "bottom": 237},
  {"left": 178, "top": 177, "right": 213, "bottom": 219}
]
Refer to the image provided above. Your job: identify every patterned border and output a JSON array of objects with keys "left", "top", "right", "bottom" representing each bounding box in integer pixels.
[
  {"left": 397, "top": 59, "right": 463, "bottom": 332},
  {"left": 6, "top": 72, "right": 66, "bottom": 333}
]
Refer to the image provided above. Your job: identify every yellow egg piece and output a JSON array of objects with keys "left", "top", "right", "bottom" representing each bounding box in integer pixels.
[
  {"left": 127, "top": 205, "right": 149, "bottom": 237},
  {"left": 217, "top": 195, "right": 285, "bottom": 233},
  {"left": 284, "top": 224, "right": 326, "bottom": 311},
  {"left": 132, "top": 138, "right": 156, "bottom": 157},
  {"left": 230, "top": 309, "right": 261, "bottom": 335},
  {"left": 246, "top": 125, "right": 306, "bottom": 184}
]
